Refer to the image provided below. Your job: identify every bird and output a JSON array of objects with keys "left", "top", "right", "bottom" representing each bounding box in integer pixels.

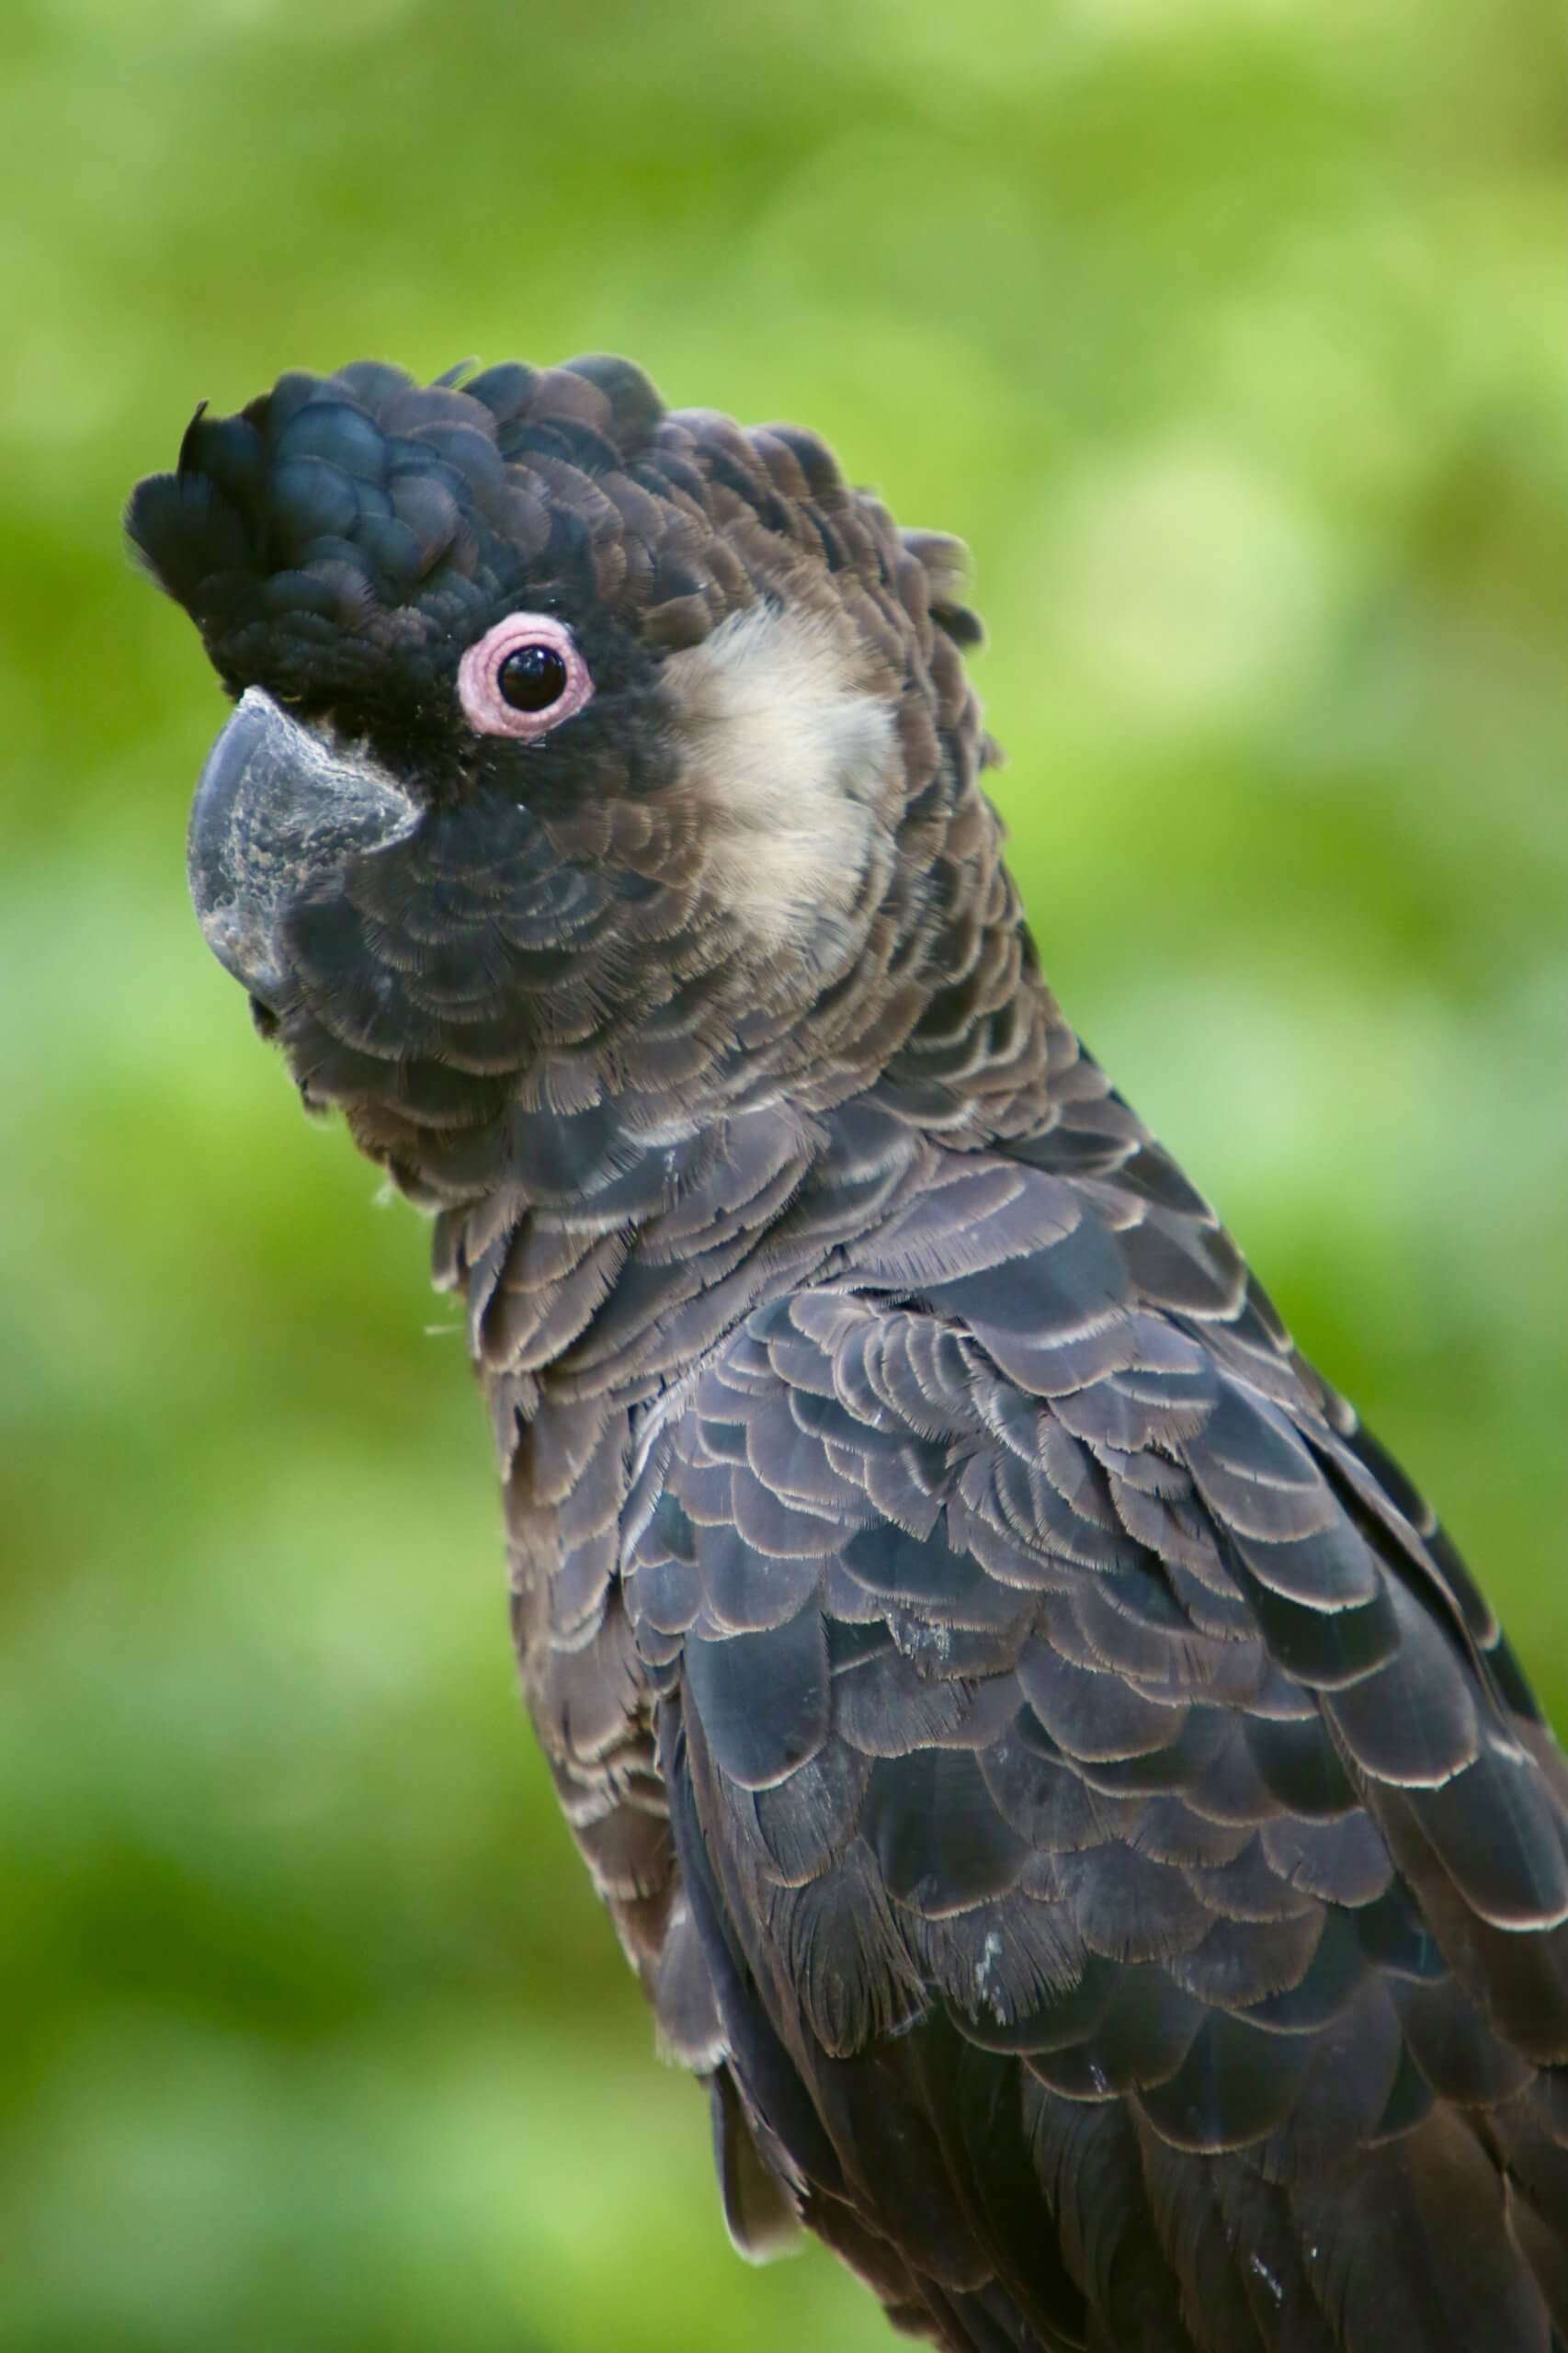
[{"left": 127, "top": 351, "right": 1568, "bottom": 2353}]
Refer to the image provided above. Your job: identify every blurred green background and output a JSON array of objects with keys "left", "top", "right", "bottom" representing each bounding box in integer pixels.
[{"left": 2, "top": 0, "right": 1562, "bottom": 2347}]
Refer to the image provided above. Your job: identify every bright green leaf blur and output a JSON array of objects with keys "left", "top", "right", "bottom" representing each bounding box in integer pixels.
[{"left": 2, "top": 1, "right": 1562, "bottom": 2347}]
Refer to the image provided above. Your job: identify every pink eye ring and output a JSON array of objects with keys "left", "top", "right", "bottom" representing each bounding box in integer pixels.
[{"left": 457, "top": 612, "right": 594, "bottom": 738}]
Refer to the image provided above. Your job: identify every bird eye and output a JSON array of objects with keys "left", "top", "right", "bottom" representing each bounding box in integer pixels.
[
  {"left": 458, "top": 613, "right": 593, "bottom": 739},
  {"left": 498, "top": 642, "right": 568, "bottom": 712}
]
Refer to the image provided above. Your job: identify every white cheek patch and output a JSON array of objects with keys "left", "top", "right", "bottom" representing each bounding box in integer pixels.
[{"left": 664, "top": 605, "right": 901, "bottom": 946}]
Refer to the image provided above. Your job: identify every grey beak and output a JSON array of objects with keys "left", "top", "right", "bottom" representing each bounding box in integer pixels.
[{"left": 187, "top": 686, "right": 419, "bottom": 1005}]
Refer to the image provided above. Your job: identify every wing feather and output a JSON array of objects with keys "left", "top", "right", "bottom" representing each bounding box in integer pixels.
[{"left": 620, "top": 1141, "right": 1568, "bottom": 2351}]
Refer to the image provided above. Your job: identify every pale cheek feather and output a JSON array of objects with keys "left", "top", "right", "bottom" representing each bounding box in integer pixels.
[{"left": 664, "top": 604, "right": 902, "bottom": 945}]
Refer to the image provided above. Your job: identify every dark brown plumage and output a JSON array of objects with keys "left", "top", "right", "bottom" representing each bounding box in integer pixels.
[{"left": 129, "top": 353, "right": 1568, "bottom": 2352}]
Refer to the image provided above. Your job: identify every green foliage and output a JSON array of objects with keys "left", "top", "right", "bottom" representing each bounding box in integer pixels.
[{"left": 1, "top": 1, "right": 1562, "bottom": 2345}]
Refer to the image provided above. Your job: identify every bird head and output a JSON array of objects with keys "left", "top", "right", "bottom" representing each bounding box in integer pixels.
[{"left": 128, "top": 355, "right": 1021, "bottom": 1211}]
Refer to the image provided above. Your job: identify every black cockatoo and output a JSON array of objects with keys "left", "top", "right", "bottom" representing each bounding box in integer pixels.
[{"left": 128, "top": 355, "right": 1568, "bottom": 2353}]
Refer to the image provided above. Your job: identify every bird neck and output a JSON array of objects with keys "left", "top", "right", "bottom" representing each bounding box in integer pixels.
[{"left": 430, "top": 936, "right": 1074, "bottom": 1429}]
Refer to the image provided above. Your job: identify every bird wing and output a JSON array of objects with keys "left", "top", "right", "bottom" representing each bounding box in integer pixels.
[{"left": 622, "top": 1112, "right": 1568, "bottom": 2353}]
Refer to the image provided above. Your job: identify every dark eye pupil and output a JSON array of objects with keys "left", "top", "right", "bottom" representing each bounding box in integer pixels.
[{"left": 497, "top": 642, "right": 569, "bottom": 712}]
